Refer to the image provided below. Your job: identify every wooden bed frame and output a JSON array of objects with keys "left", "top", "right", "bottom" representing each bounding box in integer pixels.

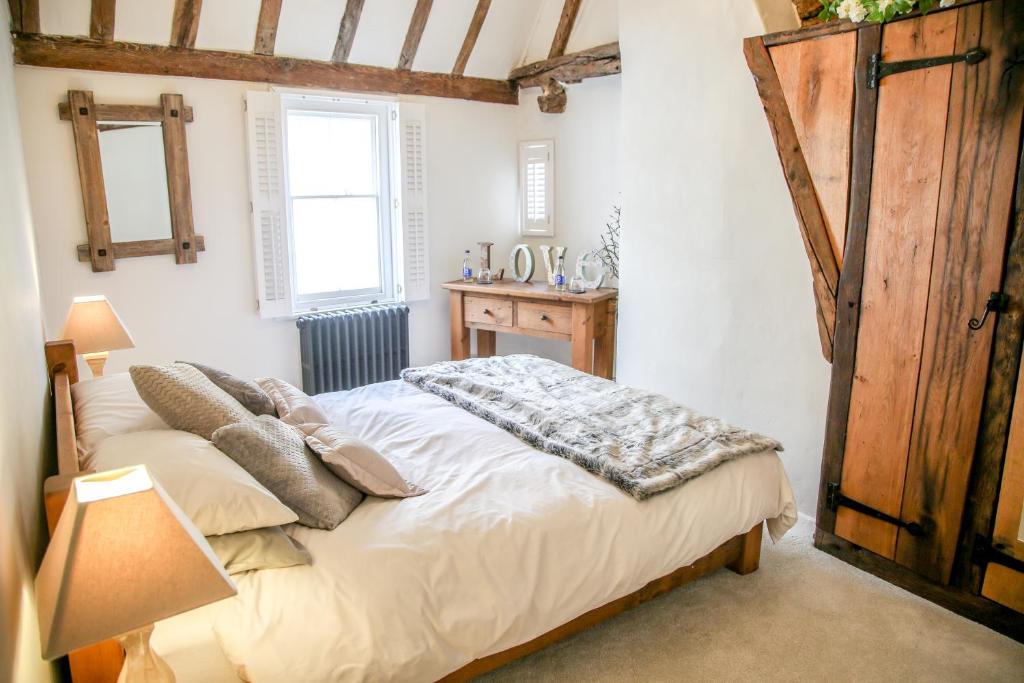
[{"left": 42, "top": 339, "right": 764, "bottom": 683}]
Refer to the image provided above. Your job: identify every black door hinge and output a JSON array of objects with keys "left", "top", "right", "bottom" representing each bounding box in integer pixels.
[
  {"left": 868, "top": 47, "right": 987, "bottom": 89},
  {"left": 971, "top": 535, "right": 1024, "bottom": 573},
  {"left": 827, "top": 482, "right": 927, "bottom": 537}
]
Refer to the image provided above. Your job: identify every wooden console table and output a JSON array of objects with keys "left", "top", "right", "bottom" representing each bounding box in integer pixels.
[{"left": 442, "top": 280, "right": 618, "bottom": 379}]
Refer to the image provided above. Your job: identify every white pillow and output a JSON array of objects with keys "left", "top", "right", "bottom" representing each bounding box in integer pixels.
[
  {"left": 72, "top": 372, "right": 168, "bottom": 468},
  {"left": 90, "top": 430, "right": 298, "bottom": 535}
]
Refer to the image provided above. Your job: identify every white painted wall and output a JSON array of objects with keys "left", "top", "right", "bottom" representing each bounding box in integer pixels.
[
  {"left": 15, "top": 67, "right": 535, "bottom": 385},
  {"left": 15, "top": 6, "right": 622, "bottom": 383},
  {"left": 0, "top": 10, "right": 59, "bottom": 683},
  {"left": 616, "top": 0, "right": 828, "bottom": 515},
  {"left": 499, "top": 75, "right": 622, "bottom": 364}
]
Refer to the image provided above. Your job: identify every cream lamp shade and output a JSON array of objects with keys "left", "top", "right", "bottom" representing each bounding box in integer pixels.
[
  {"left": 35, "top": 465, "right": 236, "bottom": 662},
  {"left": 61, "top": 295, "right": 135, "bottom": 377}
]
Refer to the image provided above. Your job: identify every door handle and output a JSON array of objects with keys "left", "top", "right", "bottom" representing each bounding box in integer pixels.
[{"left": 968, "top": 292, "right": 1009, "bottom": 331}]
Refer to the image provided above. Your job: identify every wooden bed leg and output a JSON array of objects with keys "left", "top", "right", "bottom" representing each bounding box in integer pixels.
[{"left": 728, "top": 522, "right": 763, "bottom": 575}]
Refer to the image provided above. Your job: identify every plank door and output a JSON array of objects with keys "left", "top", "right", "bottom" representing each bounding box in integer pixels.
[
  {"left": 836, "top": 0, "right": 1024, "bottom": 583},
  {"left": 770, "top": 31, "right": 856, "bottom": 266},
  {"left": 983, "top": 359, "right": 1024, "bottom": 612}
]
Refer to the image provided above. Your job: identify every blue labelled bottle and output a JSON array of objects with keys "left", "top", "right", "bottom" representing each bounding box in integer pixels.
[
  {"left": 462, "top": 250, "right": 474, "bottom": 283},
  {"left": 554, "top": 255, "right": 566, "bottom": 291}
]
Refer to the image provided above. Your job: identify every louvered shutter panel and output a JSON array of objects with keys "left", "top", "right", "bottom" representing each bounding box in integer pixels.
[
  {"left": 520, "top": 140, "right": 554, "bottom": 236},
  {"left": 244, "top": 91, "right": 292, "bottom": 319},
  {"left": 398, "top": 103, "right": 430, "bottom": 302}
]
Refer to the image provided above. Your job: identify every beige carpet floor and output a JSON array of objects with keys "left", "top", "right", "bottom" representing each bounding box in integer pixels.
[{"left": 480, "top": 517, "right": 1024, "bottom": 682}]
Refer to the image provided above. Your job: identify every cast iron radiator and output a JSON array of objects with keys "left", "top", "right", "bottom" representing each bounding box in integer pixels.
[{"left": 297, "top": 304, "right": 410, "bottom": 394}]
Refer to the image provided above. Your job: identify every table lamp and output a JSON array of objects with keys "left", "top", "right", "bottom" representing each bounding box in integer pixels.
[
  {"left": 61, "top": 295, "right": 135, "bottom": 377},
  {"left": 36, "top": 466, "right": 237, "bottom": 683}
]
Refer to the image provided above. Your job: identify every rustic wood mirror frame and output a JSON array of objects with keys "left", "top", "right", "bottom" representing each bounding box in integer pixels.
[{"left": 60, "top": 90, "right": 205, "bottom": 272}]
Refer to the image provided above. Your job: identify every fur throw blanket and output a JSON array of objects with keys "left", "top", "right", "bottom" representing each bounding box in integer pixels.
[{"left": 401, "top": 355, "right": 783, "bottom": 500}]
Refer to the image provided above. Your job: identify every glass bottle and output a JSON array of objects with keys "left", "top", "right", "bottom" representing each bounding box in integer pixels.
[
  {"left": 554, "top": 255, "right": 566, "bottom": 291},
  {"left": 462, "top": 250, "right": 473, "bottom": 283}
]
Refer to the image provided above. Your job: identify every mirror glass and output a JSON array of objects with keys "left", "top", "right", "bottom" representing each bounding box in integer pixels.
[{"left": 97, "top": 121, "right": 173, "bottom": 243}]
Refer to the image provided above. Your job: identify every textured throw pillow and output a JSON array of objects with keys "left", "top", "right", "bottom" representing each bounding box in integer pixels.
[
  {"left": 212, "top": 415, "right": 364, "bottom": 530},
  {"left": 305, "top": 425, "right": 426, "bottom": 499},
  {"left": 255, "top": 377, "right": 329, "bottom": 434},
  {"left": 206, "top": 527, "right": 312, "bottom": 575},
  {"left": 181, "top": 361, "right": 276, "bottom": 416},
  {"left": 91, "top": 430, "right": 297, "bottom": 535},
  {"left": 130, "top": 363, "right": 253, "bottom": 440}
]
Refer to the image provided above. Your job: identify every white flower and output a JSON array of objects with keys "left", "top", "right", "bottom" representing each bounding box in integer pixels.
[
  {"left": 940, "top": 0, "right": 955, "bottom": 7},
  {"left": 878, "top": 0, "right": 895, "bottom": 12},
  {"left": 837, "top": 0, "right": 869, "bottom": 22}
]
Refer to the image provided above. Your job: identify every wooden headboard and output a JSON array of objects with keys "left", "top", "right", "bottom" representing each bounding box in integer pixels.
[{"left": 43, "top": 340, "right": 125, "bottom": 683}]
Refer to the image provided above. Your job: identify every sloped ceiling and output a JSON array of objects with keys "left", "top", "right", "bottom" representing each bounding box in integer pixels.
[{"left": 35, "top": 0, "right": 619, "bottom": 80}]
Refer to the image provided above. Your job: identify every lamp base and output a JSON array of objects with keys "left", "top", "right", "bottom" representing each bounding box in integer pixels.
[
  {"left": 116, "top": 623, "right": 175, "bottom": 683},
  {"left": 83, "top": 351, "right": 109, "bottom": 378}
]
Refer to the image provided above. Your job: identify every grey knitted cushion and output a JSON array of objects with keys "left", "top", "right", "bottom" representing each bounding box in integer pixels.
[
  {"left": 182, "top": 361, "right": 276, "bottom": 416},
  {"left": 130, "top": 363, "right": 253, "bottom": 441},
  {"left": 212, "top": 415, "right": 364, "bottom": 530}
]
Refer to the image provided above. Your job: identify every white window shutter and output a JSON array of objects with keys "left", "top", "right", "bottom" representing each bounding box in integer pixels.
[
  {"left": 398, "top": 102, "right": 430, "bottom": 302},
  {"left": 244, "top": 91, "right": 292, "bottom": 319},
  {"left": 519, "top": 140, "right": 554, "bottom": 237}
]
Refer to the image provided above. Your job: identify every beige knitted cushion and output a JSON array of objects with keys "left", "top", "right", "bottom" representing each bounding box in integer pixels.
[
  {"left": 212, "top": 415, "right": 364, "bottom": 530},
  {"left": 182, "top": 361, "right": 276, "bottom": 416},
  {"left": 130, "top": 363, "right": 253, "bottom": 440}
]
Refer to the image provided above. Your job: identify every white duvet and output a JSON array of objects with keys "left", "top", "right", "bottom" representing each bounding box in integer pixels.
[{"left": 154, "top": 380, "right": 797, "bottom": 682}]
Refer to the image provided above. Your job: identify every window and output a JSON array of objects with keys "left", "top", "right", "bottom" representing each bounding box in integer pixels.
[
  {"left": 519, "top": 140, "right": 554, "bottom": 237},
  {"left": 245, "top": 91, "right": 430, "bottom": 318}
]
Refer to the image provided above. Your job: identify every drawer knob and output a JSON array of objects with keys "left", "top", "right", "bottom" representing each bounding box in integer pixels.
[
  {"left": 540, "top": 314, "right": 549, "bottom": 321},
  {"left": 483, "top": 308, "right": 491, "bottom": 315}
]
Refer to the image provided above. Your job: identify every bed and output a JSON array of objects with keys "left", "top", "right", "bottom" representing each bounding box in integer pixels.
[{"left": 42, "top": 340, "right": 798, "bottom": 682}]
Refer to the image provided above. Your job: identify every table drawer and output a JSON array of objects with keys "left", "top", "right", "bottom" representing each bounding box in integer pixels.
[
  {"left": 464, "top": 296, "right": 513, "bottom": 327},
  {"left": 517, "top": 301, "right": 572, "bottom": 335}
]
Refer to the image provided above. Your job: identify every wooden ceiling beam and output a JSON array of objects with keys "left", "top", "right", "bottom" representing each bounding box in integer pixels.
[
  {"left": 170, "top": 0, "right": 202, "bottom": 49},
  {"left": 89, "top": 0, "right": 116, "bottom": 41},
  {"left": 452, "top": 0, "right": 491, "bottom": 76},
  {"left": 511, "top": 42, "right": 620, "bottom": 89},
  {"left": 332, "top": 0, "right": 365, "bottom": 63},
  {"left": 548, "top": 0, "right": 583, "bottom": 59},
  {"left": 253, "top": 0, "right": 282, "bottom": 56},
  {"left": 8, "top": 0, "right": 40, "bottom": 33},
  {"left": 397, "top": 0, "right": 434, "bottom": 70},
  {"left": 14, "top": 34, "right": 519, "bottom": 106}
]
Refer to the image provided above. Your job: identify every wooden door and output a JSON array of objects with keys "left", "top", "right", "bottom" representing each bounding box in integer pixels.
[
  {"left": 984, "top": 359, "right": 1024, "bottom": 612},
  {"left": 835, "top": 1, "right": 1024, "bottom": 583}
]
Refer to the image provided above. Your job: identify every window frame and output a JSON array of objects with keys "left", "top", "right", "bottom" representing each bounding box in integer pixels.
[
  {"left": 518, "top": 139, "right": 555, "bottom": 237},
  {"left": 280, "top": 94, "right": 400, "bottom": 313}
]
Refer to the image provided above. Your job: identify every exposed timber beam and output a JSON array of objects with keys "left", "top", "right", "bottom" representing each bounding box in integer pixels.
[
  {"left": 452, "top": 0, "right": 490, "bottom": 76},
  {"left": 398, "top": 0, "right": 433, "bottom": 70},
  {"left": 8, "top": 0, "right": 40, "bottom": 33},
  {"left": 511, "top": 42, "right": 621, "bottom": 89},
  {"left": 170, "top": 0, "right": 202, "bottom": 49},
  {"left": 548, "top": 0, "right": 582, "bottom": 58},
  {"left": 332, "top": 0, "right": 365, "bottom": 63},
  {"left": 14, "top": 34, "right": 519, "bottom": 106},
  {"left": 253, "top": 0, "right": 282, "bottom": 55},
  {"left": 90, "top": 0, "right": 116, "bottom": 41}
]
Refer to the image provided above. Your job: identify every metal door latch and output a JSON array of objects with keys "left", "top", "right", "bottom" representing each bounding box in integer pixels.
[{"left": 968, "top": 292, "right": 1009, "bottom": 331}]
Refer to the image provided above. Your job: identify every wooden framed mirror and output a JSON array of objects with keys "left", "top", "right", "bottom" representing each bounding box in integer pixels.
[{"left": 60, "top": 90, "right": 205, "bottom": 272}]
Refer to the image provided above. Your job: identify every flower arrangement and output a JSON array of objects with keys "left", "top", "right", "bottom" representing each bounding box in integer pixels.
[
  {"left": 599, "top": 205, "right": 621, "bottom": 281},
  {"left": 819, "top": 0, "right": 955, "bottom": 23}
]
